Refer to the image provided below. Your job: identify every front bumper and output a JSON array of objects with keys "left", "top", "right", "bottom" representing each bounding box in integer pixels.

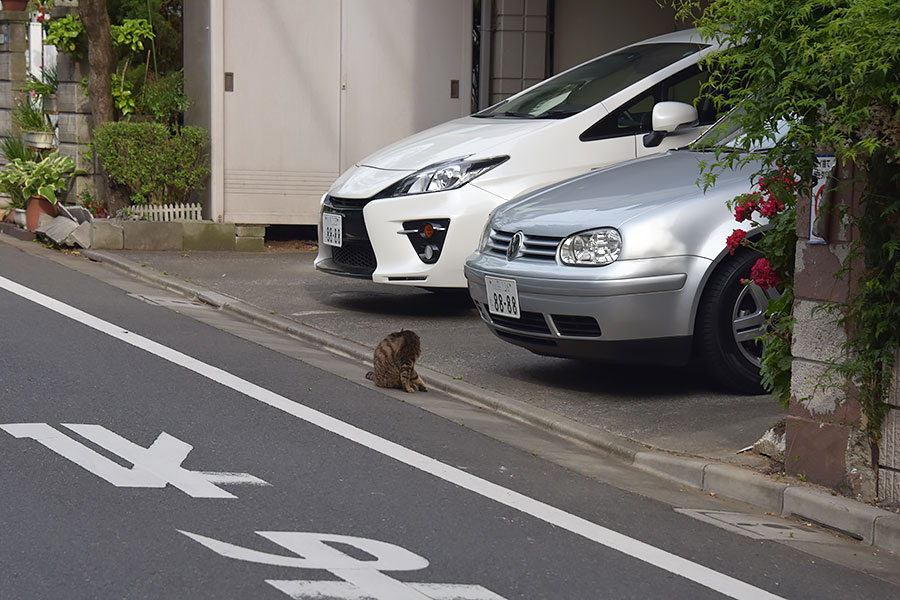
[
  {"left": 464, "top": 253, "right": 713, "bottom": 365},
  {"left": 315, "top": 185, "right": 507, "bottom": 288}
]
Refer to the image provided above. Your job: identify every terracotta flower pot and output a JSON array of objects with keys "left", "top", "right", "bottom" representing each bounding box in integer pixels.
[
  {"left": 26, "top": 195, "right": 57, "bottom": 232},
  {"left": 1, "top": 1, "right": 28, "bottom": 11}
]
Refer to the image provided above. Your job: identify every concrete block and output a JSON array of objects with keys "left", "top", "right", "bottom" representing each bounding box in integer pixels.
[
  {"left": 632, "top": 452, "right": 707, "bottom": 490},
  {"left": 65, "top": 221, "right": 92, "bottom": 248},
  {"left": 235, "top": 236, "right": 265, "bottom": 252},
  {"left": 790, "top": 359, "right": 852, "bottom": 418},
  {"left": 879, "top": 467, "right": 900, "bottom": 506},
  {"left": 90, "top": 220, "right": 124, "bottom": 249},
  {"left": 36, "top": 215, "right": 78, "bottom": 244},
  {"left": 783, "top": 486, "right": 885, "bottom": 543},
  {"left": 235, "top": 225, "right": 266, "bottom": 237},
  {"left": 182, "top": 221, "right": 234, "bottom": 251},
  {"left": 123, "top": 221, "right": 183, "bottom": 250},
  {"left": 874, "top": 514, "right": 900, "bottom": 556},
  {"left": 882, "top": 408, "right": 900, "bottom": 471},
  {"left": 56, "top": 81, "right": 91, "bottom": 113},
  {"left": 703, "top": 464, "right": 787, "bottom": 513},
  {"left": 791, "top": 299, "right": 846, "bottom": 362},
  {"left": 57, "top": 112, "right": 94, "bottom": 144}
]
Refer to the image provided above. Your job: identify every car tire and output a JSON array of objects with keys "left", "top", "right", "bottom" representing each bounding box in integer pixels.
[{"left": 696, "top": 249, "right": 773, "bottom": 395}]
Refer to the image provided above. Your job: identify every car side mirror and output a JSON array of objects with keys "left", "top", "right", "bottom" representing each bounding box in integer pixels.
[{"left": 642, "top": 101, "right": 699, "bottom": 148}]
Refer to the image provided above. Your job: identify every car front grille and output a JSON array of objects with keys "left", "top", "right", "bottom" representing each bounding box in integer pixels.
[
  {"left": 323, "top": 195, "right": 377, "bottom": 275},
  {"left": 332, "top": 241, "right": 377, "bottom": 270},
  {"left": 551, "top": 314, "right": 602, "bottom": 337},
  {"left": 482, "top": 304, "right": 601, "bottom": 338},
  {"left": 483, "top": 305, "right": 551, "bottom": 334},
  {"left": 486, "top": 229, "right": 561, "bottom": 262}
]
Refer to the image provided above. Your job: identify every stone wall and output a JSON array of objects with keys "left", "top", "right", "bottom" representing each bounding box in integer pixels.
[
  {"left": 0, "top": 9, "right": 28, "bottom": 145},
  {"left": 789, "top": 161, "right": 900, "bottom": 504}
]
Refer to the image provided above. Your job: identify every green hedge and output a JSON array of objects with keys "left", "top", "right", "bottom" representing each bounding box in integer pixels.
[{"left": 93, "top": 121, "right": 210, "bottom": 205}]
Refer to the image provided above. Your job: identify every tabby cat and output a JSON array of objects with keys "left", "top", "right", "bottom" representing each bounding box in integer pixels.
[{"left": 365, "top": 330, "right": 427, "bottom": 392}]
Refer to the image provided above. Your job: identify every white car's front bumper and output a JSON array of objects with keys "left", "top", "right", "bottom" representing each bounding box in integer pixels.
[{"left": 315, "top": 184, "right": 506, "bottom": 288}]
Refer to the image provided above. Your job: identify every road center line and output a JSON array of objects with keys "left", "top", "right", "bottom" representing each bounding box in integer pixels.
[{"left": 0, "top": 275, "right": 784, "bottom": 600}]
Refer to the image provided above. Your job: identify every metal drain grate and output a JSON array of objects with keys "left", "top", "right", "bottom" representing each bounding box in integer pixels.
[{"left": 674, "top": 509, "right": 831, "bottom": 542}]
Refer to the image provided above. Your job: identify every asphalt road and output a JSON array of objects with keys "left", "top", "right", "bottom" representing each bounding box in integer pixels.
[
  {"left": 3, "top": 233, "right": 900, "bottom": 599},
  {"left": 103, "top": 245, "right": 785, "bottom": 462}
]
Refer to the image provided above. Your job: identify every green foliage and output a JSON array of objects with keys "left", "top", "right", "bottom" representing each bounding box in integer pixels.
[
  {"left": 0, "top": 137, "right": 37, "bottom": 210},
  {"left": 108, "top": 0, "right": 183, "bottom": 74},
  {"left": 136, "top": 70, "right": 190, "bottom": 127},
  {"left": 22, "top": 67, "right": 58, "bottom": 99},
  {"left": 111, "top": 18, "right": 155, "bottom": 52},
  {"left": 45, "top": 13, "right": 86, "bottom": 57},
  {"left": 11, "top": 93, "right": 53, "bottom": 132},
  {"left": 0, "top": 153, "right": 84, "bottom": 205},
  {"left": 92, "top": 121, "right": 210, "bottom": 205},
  {"left": 111, "top": 74, "right": 137, "bottom": 117},
  {"left": 673, "top": 0, "right": 900, "bottom": 444}
]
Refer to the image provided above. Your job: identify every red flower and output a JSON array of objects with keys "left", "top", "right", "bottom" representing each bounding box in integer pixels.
[
  {"left": 733, "top": 192, "right": 760, "bottom": 222},
  {"left": 726, "top": 229, "right": 747, "bottom": 254},
  {"left": 750, "top": 258, "right": 780, "bottom": 290},
  {"left": 757, "top": 197, "right": 785, "bottom": 218}
]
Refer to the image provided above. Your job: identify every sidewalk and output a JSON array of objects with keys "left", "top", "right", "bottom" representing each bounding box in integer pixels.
[{"left": 62, "top": 241, "right": 900, "bottom": 556}]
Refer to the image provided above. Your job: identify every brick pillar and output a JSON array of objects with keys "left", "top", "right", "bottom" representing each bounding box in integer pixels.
[
  {"left": 488, "top": 0, "right": 548, "bottom": 105},
  {"left": 787, "top": 161, "right": 875, "bottom": 499},
  {"left": 0, "top": 8, "right": 29, "bottom": 147}
]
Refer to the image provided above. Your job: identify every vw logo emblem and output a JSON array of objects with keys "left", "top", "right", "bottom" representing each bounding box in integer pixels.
[{"left": 507, "top": 231, "right": 524, "bottom": 261}]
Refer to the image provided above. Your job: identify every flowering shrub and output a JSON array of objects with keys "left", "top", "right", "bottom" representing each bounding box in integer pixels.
[{"left": 725, "top": 166, "right": 803, "bottom": 404}]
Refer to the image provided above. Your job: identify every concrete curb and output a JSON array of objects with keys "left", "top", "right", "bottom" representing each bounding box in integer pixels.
[{"left": 83, "top": 249, "right": 900, "bottom": 557}]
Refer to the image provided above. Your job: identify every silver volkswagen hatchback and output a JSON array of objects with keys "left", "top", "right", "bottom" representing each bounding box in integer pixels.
[{"left": 464, "top": 111, "right": 780, "bottom": 393}]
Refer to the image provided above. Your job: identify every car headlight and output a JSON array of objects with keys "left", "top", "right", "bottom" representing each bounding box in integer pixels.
[
  {"left": 384, "top": 156, "right": 509, "bottom": 197},
  {"left": 560, "top": 228, "right": 622, "bottom": 266}
]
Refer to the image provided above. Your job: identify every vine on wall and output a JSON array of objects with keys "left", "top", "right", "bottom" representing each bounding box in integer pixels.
[{"left": 672, "top": 0, "right": 900, "bottom": 449}]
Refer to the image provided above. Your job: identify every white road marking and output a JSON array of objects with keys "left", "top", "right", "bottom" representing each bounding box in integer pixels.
[
  {"left": 0, "top": 423, "right": 269, "bottom": 497},
  {"left": 179, "top": 530, "right": 506, "bottom": 600},
  {"left": 0, "top": 275, "right": 785, "bottom": 600}
]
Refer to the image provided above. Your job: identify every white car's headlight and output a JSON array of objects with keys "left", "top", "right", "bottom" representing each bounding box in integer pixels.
[
  {"left": 386, "top": 156, "right": 509, "bottom": 197},
  {"left": 560, "top": 228, "right": 622, "bottom": 266}
]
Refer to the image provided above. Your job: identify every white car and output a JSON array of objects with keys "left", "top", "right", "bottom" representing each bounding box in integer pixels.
[{"left": 316, "top": 29, "right": 722, "bottom": 288}]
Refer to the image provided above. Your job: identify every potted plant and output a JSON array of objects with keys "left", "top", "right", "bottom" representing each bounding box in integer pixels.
[
  {"left": 0, "top": 153, "right": 84, "bottom": 231},
  {"left": 11, "top": 92, "right": 55, "bottom": 150}
]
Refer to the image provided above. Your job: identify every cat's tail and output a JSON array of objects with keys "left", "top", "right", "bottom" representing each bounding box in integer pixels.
[{"left": 365, "top": 371, "right": 374, "bottom": 380}]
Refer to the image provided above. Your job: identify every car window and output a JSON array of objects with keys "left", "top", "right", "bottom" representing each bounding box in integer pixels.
[
  {"left": 474, "top": 43, "right": 705, "bottom": 120},
  {"left": 579, "top": 64, "right": 715, "bottom": 142}
]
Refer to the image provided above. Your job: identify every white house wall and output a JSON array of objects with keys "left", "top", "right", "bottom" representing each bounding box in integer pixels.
[{"left": 190, "top": 0, "right": 473, "bottom": 226}]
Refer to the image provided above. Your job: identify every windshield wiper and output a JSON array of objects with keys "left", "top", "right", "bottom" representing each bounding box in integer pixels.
[
  {"left": 535, "top": 109, "right": 581, "bottom": 119},
  {"left": 498, "top": 111, "right": 538, "bottom": 118}
]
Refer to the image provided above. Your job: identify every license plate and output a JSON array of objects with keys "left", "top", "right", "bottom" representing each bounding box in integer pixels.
[
  {"left": 485, "top": 276, "right": 520, "bottom": 319},
  {"left": 322, "top": 212, "right": 342, "bottom": 247}
]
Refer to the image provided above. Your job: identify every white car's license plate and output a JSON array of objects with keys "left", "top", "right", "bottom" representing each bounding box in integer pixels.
[
  {"left": 485, "top": 276, "right": 520, "bottom": 319},
  {"left": 322, "top": 212, "right": 342, "bottom": 247}
]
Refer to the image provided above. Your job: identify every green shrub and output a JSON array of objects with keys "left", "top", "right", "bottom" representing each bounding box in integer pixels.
[{"left": 93, "top": 121, "right": 210, "bottom": 205}]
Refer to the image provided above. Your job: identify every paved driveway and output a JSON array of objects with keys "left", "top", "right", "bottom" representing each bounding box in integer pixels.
[{"left": 101, "top": 245, "right": 783, "bottom": 462}]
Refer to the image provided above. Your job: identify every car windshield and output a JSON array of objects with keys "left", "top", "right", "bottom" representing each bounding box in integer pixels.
[
  {"left": 474, "top": 42, "right": 705, "bottom": 120},
  {"left": 690, "top": 108, "right": 788, "bottom": 152}
]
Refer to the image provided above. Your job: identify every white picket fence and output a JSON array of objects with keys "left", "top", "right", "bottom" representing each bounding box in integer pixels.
[{"left": 131, "top": 203, "right": 203, "bottom": 222}]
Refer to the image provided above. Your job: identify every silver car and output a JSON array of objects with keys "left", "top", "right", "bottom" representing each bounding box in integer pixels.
[{"left": 464, "top": 110, "right": 778, "bottom": 393}]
